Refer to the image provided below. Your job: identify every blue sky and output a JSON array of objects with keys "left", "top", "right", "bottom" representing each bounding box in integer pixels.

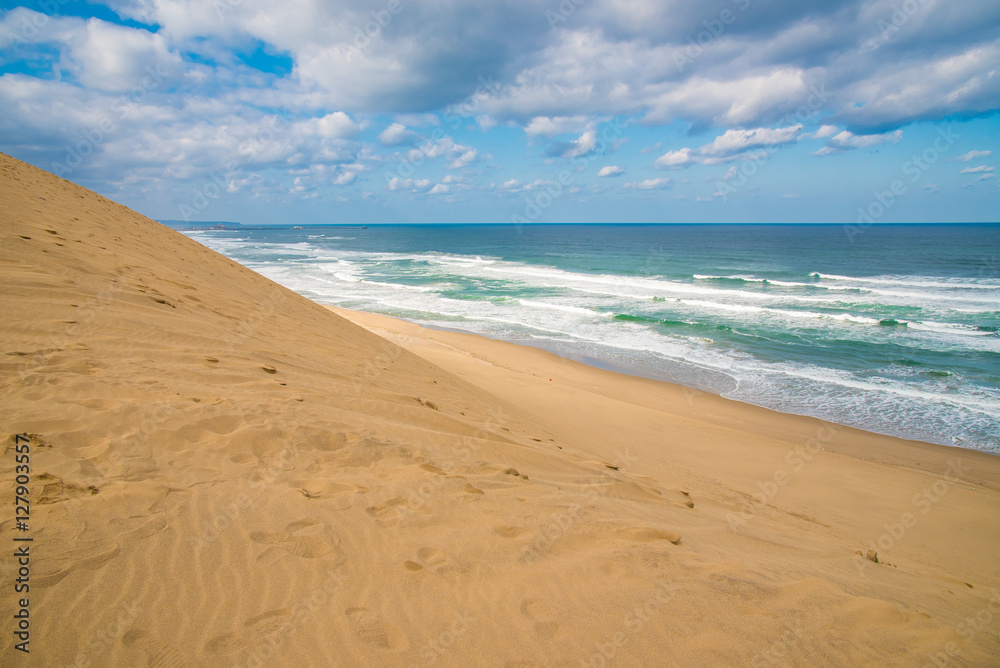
[{"left": 0, "top": 0, "right": 998, "bottom": 224}]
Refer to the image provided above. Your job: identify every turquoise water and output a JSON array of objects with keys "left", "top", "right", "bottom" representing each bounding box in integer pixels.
[{"left": 184, "top": 224, "right": 1000, "bottom": 452}]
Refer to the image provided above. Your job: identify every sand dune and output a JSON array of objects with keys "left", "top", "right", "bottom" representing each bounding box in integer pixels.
[{"left": 2, "top": 151, "right": 999, "bottom": 666}]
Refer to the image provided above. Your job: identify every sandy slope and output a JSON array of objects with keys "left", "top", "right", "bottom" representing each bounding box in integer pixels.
[{"left": 2, "top": 152, "right": 999, "bottom": 667}]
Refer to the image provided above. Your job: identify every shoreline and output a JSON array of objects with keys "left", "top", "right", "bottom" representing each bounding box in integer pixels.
[
  {"left": 328, "top": 306, "right": 1000, "bottom": 484},
  {"left": 416, "top": 320, "right": 722, "bottom": 390},
  {"left": 184, "top": 223, "right": 1000, "bottom": 454},
  {"left": 5, "top": 151, "right": 1000, "bottom": 666}
]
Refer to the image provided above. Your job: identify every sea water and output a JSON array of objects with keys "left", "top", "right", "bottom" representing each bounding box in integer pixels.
[{"left": 184, "top": 224, "right": 1000, "bottom": 452}]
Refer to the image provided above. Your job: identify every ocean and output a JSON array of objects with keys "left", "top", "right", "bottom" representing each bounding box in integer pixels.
[{"left": 183, "top": 223, "right": 1000, "bottom": 453}]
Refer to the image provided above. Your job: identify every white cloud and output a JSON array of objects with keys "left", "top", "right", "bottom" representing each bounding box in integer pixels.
[
  {"left": 428, "top": 183, "right": 449, "bottom": 194},
  {"left": 835, "top": 41, "right": 1000, "bottom": 131},
  {"left": 499, "top": 178, "right": 555, "bottom": 193},
  {"left": 4, "top": 0, "right": 1000, "bottom": 218},
  {"left": 91, "top": 0, "right": 1000, "bottom": 135},
  {"left": 386, "top": 177, "right": 431, "bottom": 191},
  {"left": 956, "top": 150, "right": 992, "bottom": 162},
  {"left": 308, "top": 112, "right": 362, "bottom": 139},
  {"left": 597, "top": 165, "right": 624, "bottom": 177},
  {"left": 654, "top": 148, "right": 695, "bottom": 169},
  {"left": 623, "top": 177, "right": 672, "bottom": 190},
  {"left": 476, "top": 114, "right": 498, "bottom": 131},
  {"left": 419, "top": 136, "right": 469, "bottom": 158},
  {"left": 525, "top": 115, "right": 592, "bottom": 137},
  {"left": 645, "top": 69, "right": 811, "bottom": 127},
  {"left": 378, "top": 123, "right": 417, "bottom": 146},
  {"left": 960, "top": 165, "right": 995, "bottom": 174},
  {"left": 701, "top": 125, "right": 803, "bottom": 157},
  {"left": 653, "top": 125, "right": 802, "bottom": 170},
  {"left": 66, "top": 19, "right": 184, "bottom": 92},
  {"left": 814, "top": 129, "right": 902, "bottom": 156},
  {"left": 332, "top": 170, "right": 357, "bottom": 185},
  {"left": 564, "top": 130, "right": 597, "bottom": 158},
  {"left": 447, "top": 149, "right": 478, "bottom": 169}
]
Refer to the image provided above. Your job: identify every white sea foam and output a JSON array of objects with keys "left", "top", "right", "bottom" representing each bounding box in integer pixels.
[
  {"left": 183, "top": 230, "right": 1000, "bottom": 451},
  {"left": 817, "top": 273, "right": 1000, "bottom": 290},
  {"left": 518, "top": 299, "right": 609, "bottom": 318}
]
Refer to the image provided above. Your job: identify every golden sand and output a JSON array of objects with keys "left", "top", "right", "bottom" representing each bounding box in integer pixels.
[{"left": 2, "top": 152, "right": 999, "bottom": 666}]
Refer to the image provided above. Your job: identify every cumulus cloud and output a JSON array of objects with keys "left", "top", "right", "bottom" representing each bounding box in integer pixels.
[
  {"left": 623, "top": 177, "right": 672, "bottom": 190},
  {"left": 418, "top": 136, "right": 471, "bottom": 159},
  {"left": 701, "top": 125, "right": 803, "bottom": 157},
  {"left": 597, "top": 165, "right": 624, "bottom": 177},
  {"left": 67, "top": 0, "right": 1000, "bottom": 133},
  {"left": 447, "top": 149, "right": 479, "bottom": 169},
  {"left": 833, "top": 40, "right": 1000, "bottom": 132},
  {"left": 2, "top": 0, "right": 999, "bottom": 214},
  {"left": 386, "top": 177, "right": 432, "bottom": 192},
  {"left": 332, "top": 171, "right": 357, "bottom": 185},
  {"left": 960, "top": 165, "right": 995, "bottom": 174},
  {"left": 65, "top": 19, "right": 184, "bottom": 92},
  {"left": 499, "top": 178, "right": 555, "bottom": 193},
  {"left": 545, "top": 130, "right": 598, "bottom": 159},
  {"left": 525, "top": 116, "right": 593, "bottom": 137},
  {"left": 813, "top": 129, "right": 903, "bottom": 156},
  {"left": 654, "top": 148, "right": 695, "bottom": 169},
  {"left": 653, "top": 125, "right": 802, "bottom": 169},
  {"left": 476, "top": 115, "right": 498, "bottom": 130},
  {"left": 956, "top": 150, "right": 992, "bottom": 162},
  {"left": 303, "top": 112, "right": 362, "bottom": 140},
  {"left": 377, "top": 123, "right": 417, "bottom": 146}
]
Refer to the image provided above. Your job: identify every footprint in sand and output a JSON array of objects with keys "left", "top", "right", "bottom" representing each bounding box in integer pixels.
[
  {"left": 204, "top": 608, "right": 293, "bottom": 655},
  {"left": 365, "top": 497, "right": 411, "bottom": 525},
  {"left": 122, "top": 627, "right": 193, "bottom": 667},
  {"left": 414, "top": 547, "right": 466, "bottom": 578},
  {"left": 618, "top": 527, "right": 682, "bottom": 544},
  {"left": 293, "top": 478, "right": 363, "bottom": 509},
  {"left": 520, "top": 598, "right": 561, "bottom": 638},
  {"left": 345, "top": 607, "right": 405, "bottom": 650},
  {"left": 249, "top": 519, "right": 342, "bottom": 563},
  {"left": 32, "top": 539, "right": 121, "bottom": 588},
  {"left": 35, "top": 473, "right": 100, "bottom": 505},
  {"left": 494, "top": 525, "right": 531, "bottom": 539}
]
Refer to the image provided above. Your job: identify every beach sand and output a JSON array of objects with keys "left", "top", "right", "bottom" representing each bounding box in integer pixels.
[{"left": 2, "top": 151, "right": 999, "bottom": 666}]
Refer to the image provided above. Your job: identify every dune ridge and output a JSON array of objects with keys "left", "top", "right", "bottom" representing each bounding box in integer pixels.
[{"left": 2, "top": 152, "right": 999, "bottom": 666}]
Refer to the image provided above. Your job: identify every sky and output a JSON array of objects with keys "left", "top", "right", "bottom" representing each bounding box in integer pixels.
[{"left": 0, "top": 0, "right": 998, "bottom": 225}]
